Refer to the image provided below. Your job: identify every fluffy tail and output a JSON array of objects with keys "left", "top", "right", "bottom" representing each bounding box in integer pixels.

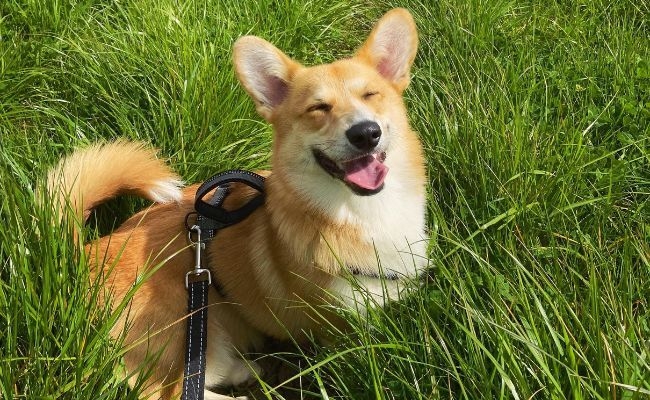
[{"left": 45, "top": 140, "right": 183, "bottom": 228}]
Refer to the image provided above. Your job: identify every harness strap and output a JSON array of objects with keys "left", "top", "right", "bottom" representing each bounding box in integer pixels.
[{"left": 194, "top": 170, "right": 265, "bottom": 239}]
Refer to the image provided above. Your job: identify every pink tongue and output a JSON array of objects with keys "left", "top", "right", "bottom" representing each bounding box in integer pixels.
[{"left": 342, "top": 155, "right": 388, "bottom": 190}]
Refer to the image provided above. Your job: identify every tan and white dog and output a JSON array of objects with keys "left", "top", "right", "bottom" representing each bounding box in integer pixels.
[{"left": 47, "top": 8, "right": 427, "bottom": 400}]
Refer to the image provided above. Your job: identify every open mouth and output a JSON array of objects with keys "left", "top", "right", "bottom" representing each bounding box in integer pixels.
[{"left": 312, "top": 149, "right": 388, "bottom": 196}]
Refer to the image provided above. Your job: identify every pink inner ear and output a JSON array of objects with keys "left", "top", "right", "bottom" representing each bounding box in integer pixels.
[
  {"left": 264, "top": 75, "right": 288, "bottom": 107},
  {"left": 377, "top": 57, "right": 395, "bottom": 80},
  {"left": 374, "top": 36, "right": 403, "bottom": 82}
]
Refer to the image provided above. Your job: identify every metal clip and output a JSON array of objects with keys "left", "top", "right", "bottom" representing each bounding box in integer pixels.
[{"left": 186, "top": 225, "right": 211, "bottom": 289}]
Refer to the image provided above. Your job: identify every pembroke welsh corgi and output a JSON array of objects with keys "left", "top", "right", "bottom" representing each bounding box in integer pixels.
[{"left": 46, "top": 8, "right": 427, "bottom": 400}]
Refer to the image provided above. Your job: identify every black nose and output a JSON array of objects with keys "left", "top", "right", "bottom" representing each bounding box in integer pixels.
[{"left": 345, "top": 121, "right": 382, "bottom": 152}]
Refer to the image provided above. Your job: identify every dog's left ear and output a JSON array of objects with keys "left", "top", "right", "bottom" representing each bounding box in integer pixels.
[
  {"left": 355, "top": 8, "right": 418, "bottom": 92},
  {"left": 233, "top": 36, "right": 302, "bottom": 121}
]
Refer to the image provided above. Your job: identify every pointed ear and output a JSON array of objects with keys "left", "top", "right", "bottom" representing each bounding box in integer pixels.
[
  {"left": 233, "top": 36, "right": 301, "bottom": 121},
  {"left": 355, "top": 8, "right": 418, "bottom": 92}
]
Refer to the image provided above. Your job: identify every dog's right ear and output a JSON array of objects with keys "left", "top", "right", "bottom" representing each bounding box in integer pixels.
[
  {"left": 233, "top": 36, "right": 301, "bottom": 121},
  {"left": 355, "top": 8, "right": 418, "bottom": 92}
]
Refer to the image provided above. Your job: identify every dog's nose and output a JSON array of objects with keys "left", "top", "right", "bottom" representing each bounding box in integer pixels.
[{"left": 345, "top": 121, "right": 382, "bottom": 152}]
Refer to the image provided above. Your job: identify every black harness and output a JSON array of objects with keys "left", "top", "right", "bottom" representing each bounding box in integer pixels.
[
  {"left": 182, "top": 170, "right": 265, "bottom": 400},
  {"left": 188, "top": 169, "right": 266, "bottom": 240}
]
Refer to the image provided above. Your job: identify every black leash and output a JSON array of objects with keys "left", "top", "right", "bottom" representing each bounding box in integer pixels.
[
  {"left": 183, "top": 224, "right": 210, "bottom": 400},
  {"left": 182, "top": 170, "right": 266, "bottom": 400}
]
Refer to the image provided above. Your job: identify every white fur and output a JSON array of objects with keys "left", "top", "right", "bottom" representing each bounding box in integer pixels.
[
  {"left": 293, "top": 168, "right": 427, "bottom": 274},
  {"left": 147, "top": 178, "right": 184, "bottom": 203},
  {"left": 204, "top": 326, "right": 260, "bottom": 389}
]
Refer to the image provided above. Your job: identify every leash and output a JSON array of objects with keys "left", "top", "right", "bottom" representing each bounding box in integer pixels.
[{"left": 182, "top": 170, "right": 266, "bottom": 400}]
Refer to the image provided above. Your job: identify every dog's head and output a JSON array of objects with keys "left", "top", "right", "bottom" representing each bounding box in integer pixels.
[{"left": 233, "top": 9, "right": 418, "bottom": 200}]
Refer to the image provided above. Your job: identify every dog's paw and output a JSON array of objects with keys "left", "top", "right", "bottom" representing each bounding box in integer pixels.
[
  {"left": 228, "top": 359, "right": 262, "bottom": 389},
  {"left": 203, "top": 390, "right": 249, "bottom": 400}
]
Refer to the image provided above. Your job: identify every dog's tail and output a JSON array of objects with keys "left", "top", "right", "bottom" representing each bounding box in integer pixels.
[{"left": 45, "top": 140, "right": 183, "bottom": 240}]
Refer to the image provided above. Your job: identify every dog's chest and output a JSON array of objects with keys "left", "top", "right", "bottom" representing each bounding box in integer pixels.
[{"left": 324, "top": 186, "right": 428, "bottom": 276}]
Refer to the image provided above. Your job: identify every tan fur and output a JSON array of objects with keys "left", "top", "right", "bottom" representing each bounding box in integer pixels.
[
  {"left": 46, "top": 140, "right": 183, "bottom": 240},
  {"left": 46, "top": 9, "right": 427, "bottom": 400}
]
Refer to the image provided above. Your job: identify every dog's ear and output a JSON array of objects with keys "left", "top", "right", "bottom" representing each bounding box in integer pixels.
[
  {"left": 233, "top": 36, "right": 301, "bottom": 121},
  {"left": 355, "top": 8, "right": 418, "bottom": 92}
]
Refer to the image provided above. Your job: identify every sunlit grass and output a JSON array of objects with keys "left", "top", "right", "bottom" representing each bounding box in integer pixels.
[{"left": 1, "top": 0, "right": 648, "bottom": 398}]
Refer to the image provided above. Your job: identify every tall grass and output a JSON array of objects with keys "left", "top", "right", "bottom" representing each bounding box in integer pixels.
[{"left": 1, "top": 0, "right": 648, "bottom": 399}]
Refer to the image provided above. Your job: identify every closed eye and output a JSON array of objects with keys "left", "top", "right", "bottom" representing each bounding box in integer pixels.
[
  {"left": 363, "top": 91, "right": 379, "bottom": 100},
  {"left": 307, "top": 103, "right": 332, "bottom": 113}
]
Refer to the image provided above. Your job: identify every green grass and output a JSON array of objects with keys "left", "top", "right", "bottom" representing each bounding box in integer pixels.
[{"left": 1, "top": 0, "right": 649, "bottom": 398}]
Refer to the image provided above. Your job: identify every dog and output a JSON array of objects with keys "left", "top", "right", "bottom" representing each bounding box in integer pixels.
[{"left": 46, "top": 8, "right": 427, "bottom": 399}]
